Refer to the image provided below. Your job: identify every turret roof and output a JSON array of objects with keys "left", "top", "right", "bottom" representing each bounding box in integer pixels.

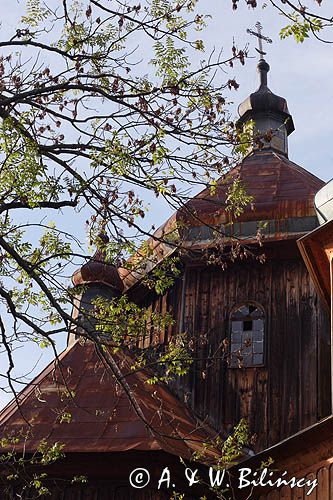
[{"left": 0, "top": 341, "right": 220, "bottom": 461}]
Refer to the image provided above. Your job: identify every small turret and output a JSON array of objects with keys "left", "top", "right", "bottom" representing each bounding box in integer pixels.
[{"left": 69, "top": 233, "right": 123, "bottom": 345}]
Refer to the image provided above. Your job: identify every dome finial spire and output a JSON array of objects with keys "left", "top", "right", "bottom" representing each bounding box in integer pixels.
[
  {"left": 247, "top": 22, "right": 273, "bottom": 87},
  {"left": 237, "top": 23, "right": 294, "bottom": 157},
  {"left": 247, "top": 22, "right": 272, "bottom": 58}
]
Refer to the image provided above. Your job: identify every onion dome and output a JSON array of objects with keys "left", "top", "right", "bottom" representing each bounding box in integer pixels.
[
  {"left": 237, "top": 58, "right": 294, "bottom": 156},
  {"left": 72, "top": 233, "right": 124, "bottom": 293}
]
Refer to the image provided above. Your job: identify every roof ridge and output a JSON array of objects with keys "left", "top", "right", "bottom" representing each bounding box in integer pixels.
[
  {"left": 273, "top": 151, "right": 324, "bottom": 186},
  {"left": 0, "top": 345, "right": 74, "bottom": 426}
]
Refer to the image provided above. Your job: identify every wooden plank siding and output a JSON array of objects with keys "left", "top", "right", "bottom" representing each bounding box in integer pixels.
[
  {"left": 258, "top": 463, "right": 333, "bottom": 499},
  {"left": 143, "top": 253, "right": 330, "bottom": 454},
  {"left": 3, "top": 484, "right": 176, "bottom": 499}
]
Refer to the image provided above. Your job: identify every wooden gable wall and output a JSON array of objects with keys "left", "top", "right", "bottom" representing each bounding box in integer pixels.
[{"left": 140, "top": 243, "right": 331, "bottom": 453}]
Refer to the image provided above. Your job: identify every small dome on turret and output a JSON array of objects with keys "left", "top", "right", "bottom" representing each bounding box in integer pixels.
[
  {"left": 237, "top": 58, "right": 294, "bottom": 156},
  {"left": 69, "top": 233, "right": 124, "bottom": 346},
  {"left": 72, "top": 233, "right": 124, "bottom": 292}
]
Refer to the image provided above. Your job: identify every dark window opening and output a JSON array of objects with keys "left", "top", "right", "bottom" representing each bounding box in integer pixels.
[{"left": 243, "top": 320, "right": 252, "bottom": 331}]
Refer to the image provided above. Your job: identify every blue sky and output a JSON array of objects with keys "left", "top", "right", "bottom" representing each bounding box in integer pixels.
[{"left": 1, "top": 0, "right": 333, "bottom": 409}]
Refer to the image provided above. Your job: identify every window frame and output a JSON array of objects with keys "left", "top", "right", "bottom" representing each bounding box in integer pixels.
[{"left": 228, "top": 301, "right": 266, "bottom": 369}]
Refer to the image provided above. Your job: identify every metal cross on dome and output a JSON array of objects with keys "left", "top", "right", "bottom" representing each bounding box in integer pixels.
[{"left": 247, "top": 22, "right": 272, "bottom": 57}]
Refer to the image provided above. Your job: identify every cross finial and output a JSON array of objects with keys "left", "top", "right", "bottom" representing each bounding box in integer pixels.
[{"left": 247, "top": 22, "right": 272, "bottom": 58}]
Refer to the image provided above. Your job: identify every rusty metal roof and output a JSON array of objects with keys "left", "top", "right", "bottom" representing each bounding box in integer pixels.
[
  {"left": 173, "top": 150, "right": 323, "bottom": 227},
  {"left": 120, "top": 150, "right": 323, "bottom": 290},
  {"left": 0, "top": 341, "right": 218, "bottom": 462},
  {"left": 72, "top": 254, "right": 124, "bottom": 291}
]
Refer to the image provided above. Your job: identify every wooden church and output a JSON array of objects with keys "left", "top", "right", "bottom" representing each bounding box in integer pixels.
[{"left": 0, "top": 54, "right": 332, "bottom": 499}]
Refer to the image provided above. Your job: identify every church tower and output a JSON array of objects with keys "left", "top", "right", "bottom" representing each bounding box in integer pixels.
[
  {"left": 69, "top": 233, "right": 124, "bottom": 346},
  {"left": 126, "top": 54, "right": 331, "bottom": 453}
]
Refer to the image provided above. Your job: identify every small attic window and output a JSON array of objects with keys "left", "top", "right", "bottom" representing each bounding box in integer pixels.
[{"left": 229, "top": 304, "right": 265, "bottom": 368}]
